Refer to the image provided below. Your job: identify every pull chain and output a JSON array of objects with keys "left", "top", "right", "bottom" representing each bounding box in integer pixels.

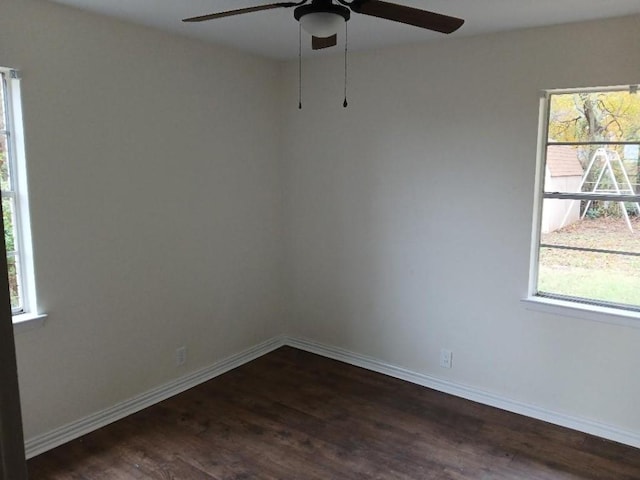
[
  {"left": 343, "top": 21, "right": 349, "bottom": 108},
  {"left": 298, "top": 23, "right": 303, "bottom": 110}
]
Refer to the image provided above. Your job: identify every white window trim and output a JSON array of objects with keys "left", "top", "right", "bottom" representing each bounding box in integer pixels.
[
  {"left": 13, "top": 312, "right": 47, "bottom": 334},
  {"left": 525, "top": 86, "right": 640, "bottom": 328},
  {"left": 1, "top": 67, "right": 43, "bottom": 328},
  {"left": 521, "top": 296, "right": 640, "bottom": 329}
]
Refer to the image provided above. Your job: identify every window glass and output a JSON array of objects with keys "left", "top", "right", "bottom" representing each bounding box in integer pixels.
[
  {"left": 0, "top": 68, "right": 36, "bottom": 316},
  {"left": 0, "top": 78, "right": 5, "bottom": 131},
  {"left": 2, "top": 196, "right": 16, "bottom": 252},
  {"left": 6, "top": 255, "right": 21, "bottom": 310},
  {"left": 535, "top": 87, "right": 640, "bottom": 312},
  {"left": 538, "top": 201, "right": 640, "bottom": 306},
  {"left": 548, "top": 91, "right": 640, "bottom": 143},
  {"left": 0, "top": 133, "right": 9, "bottom": 192}
]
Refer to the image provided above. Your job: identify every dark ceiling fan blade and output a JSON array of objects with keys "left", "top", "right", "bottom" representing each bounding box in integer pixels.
[
  {"left": 183, "top": 2, "right": 301, "bottom": 22},
  {"left": 312, "top": 34, "right": 338, "bottom": 50},
  {"left": 349, "top": 0, "right": 464, "bottom": 34}
]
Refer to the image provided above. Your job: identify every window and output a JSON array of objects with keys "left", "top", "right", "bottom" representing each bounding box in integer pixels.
[
  {"left": 0, "top": 67, "right": 37, "bottom": 318},
  {"left": 531, "top": 86, "right": 640, "bottom": 314}
]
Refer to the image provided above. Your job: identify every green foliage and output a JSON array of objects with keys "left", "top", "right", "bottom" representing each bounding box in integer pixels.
[
  {"left": 584, "top": 203, "right": 606, "bottom": 219},
  {"left": 584, "top": 201, "right": 639, "bottom": 219},
  {"left": 2, "top": 198, "right": 14, "bottom": 252}
]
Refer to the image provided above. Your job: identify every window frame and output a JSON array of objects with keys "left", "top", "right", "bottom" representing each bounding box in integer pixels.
[
  {"left": 527, "top": 85, "right": 640, "bottom": 324},
  {"left": 0, "top": 67, "right": 39, "bottom": 322}
]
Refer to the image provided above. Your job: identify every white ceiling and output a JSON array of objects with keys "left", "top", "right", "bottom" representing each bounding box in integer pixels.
[{"left": 47, "top": 1, "right": 640, "bottom": 60}]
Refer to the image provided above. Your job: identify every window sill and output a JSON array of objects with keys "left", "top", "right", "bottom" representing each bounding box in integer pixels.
[
  {"left": 522, "top": 296, "right": 640, "bottom": 329},
  {"left": 13, "top": 312, "right": 48, "bottom": 334}
]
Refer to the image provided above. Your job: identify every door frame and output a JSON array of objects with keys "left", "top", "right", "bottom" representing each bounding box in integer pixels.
[{"left": 0, "top": 212, "right": 28, "bottom": 478}]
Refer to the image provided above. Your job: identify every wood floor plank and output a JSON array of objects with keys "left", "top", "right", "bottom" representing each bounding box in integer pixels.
[
  {"left": 187, "top": 386, "right": 436, "bottom": 479},
  {"left": 210, "top": 370, "right": 505, "bottom": 478},
  {"left": 28, "top": 346, "right": 640, "bottom": 479}
]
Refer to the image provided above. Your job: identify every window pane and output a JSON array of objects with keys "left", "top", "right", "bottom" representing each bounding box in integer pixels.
[
  {"left": 548, "top": 91, "right": 640, "bottom": 143},
  {"left": 538, "top": 209, "right": 640, "bottom": 308},
  {"left": 6, "top": 255, "right": 22, "bottom": 310},
  {"left": 0, "top": 69, "right": 32, "bottom": 316},
  {"left": 0, "top": 74, "right": 5, "bottom": 132},
  {"left": 0, "top": 133, "right": 10, "bottom": 191},
  {"left": 543, "top": 144, "right": 640, "bottom": 195},
  {"left": 1, "top": 196, "right": 16, "bottom": 253}
]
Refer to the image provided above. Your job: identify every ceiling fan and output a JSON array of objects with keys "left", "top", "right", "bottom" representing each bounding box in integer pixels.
[{"left": 183, "top": 0, "right": 465, "bottom": 50}]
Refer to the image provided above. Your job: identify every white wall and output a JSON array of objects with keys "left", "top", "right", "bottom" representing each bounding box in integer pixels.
[
  {"left": 281, "top": 16, "right": 640, "bottom": 434},
  {"left": 1, "top": 0, "right": 284, "bottom": 439}
]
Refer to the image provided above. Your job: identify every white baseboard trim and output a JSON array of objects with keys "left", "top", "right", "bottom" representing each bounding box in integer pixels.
[
  {"left": 24, "top": 335, "right": 287, "bottom": 459},
  {"left": 25, "top": 333, "right": 640, "bottom": 459},
  {"left": 284, "top": 336, "right": 640, "bottom": 449}
]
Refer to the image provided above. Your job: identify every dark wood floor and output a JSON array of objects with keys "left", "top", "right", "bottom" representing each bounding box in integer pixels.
[{"left": 28, "top": 346, "right": 640, "bottom": 479}]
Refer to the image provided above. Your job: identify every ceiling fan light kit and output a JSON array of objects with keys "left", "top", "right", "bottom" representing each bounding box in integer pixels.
[
  {"left": 183, "top": 0, "right": 464, "bottom": 106},
  {"left": 294, "top": 1, "right": 350, "bottom": 38},
  {"left": 298, "top": 11, "right": 345, "bottom": 37}
]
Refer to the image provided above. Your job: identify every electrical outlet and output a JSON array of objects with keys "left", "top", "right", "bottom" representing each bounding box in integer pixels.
[
  {"left": 175, "top": 346, "right": 187, "bottom": 367},
  {"left": 440, "top": 349, "right": 453, "bottom": 369}
]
